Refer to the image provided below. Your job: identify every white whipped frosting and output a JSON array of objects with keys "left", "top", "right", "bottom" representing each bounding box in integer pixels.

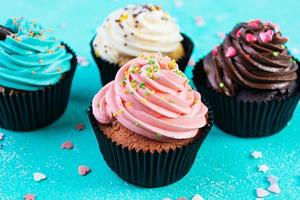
[{"left": 93, "top": 4, "right": 183, "bottom": 64}]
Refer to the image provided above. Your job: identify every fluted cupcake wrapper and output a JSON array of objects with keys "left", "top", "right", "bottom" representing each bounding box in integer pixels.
[
  {"left": 90, "top": 33, "right": 194, "bottom": 86},
  {"left": 193, "top": 59, "right": 300, "bottom": 138},
  {"left": 88, "top": 100, "right": 213, "bottom": 188},
  {"left": 0, "top": 44, "right": 77, "bottom": 131}
]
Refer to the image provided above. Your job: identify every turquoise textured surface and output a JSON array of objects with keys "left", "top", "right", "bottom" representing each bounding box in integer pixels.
[{"left": 1, "top": 0, "right": 300, "bottom": 199}]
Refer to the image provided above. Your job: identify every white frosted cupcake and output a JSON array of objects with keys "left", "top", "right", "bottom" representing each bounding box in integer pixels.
[{"left": 91, "top": 4, "right": 193, "bottom": 85}]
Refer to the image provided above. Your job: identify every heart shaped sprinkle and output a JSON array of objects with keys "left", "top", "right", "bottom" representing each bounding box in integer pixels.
[
  {"left": 256, "top": 188, "right": 269, "bottom": 198},
  {"left": 76, "top": 123, "right": 85, "bottom": 131},
  {"left": 212, "top": 46, "right": 218, "bottom": 56},
  {"left": 225, "top": 46, "right": 237, "bottom": 58},
  {"left": 236, "top": 28, "right": 242, "bottom": 37},
  {"left": 259, "top": 31, "right": 273, "bottom": 43},
  {"left": 248, "top": 19, "right": 261, "bottom": 28},
  {"left": 192, "top": 194, "right": 205, "bottom": 200},
  {"left": 33, "top": 172, "right": 47, "bottom": 182},
  {"left": 24, "top": 194, "right": 35, "bottom": 200},
  {"left": 258, "top": 164, "right": 269, "bottom": 173},
  {"left": 246, "top": 33, "right": 257, "bottom": 42},
  {"left": 268, "top": 184, "right": 281, "bottom": 194},
  {"left": 78, "top": 165, "right": 91, "bottom": 176},
  {"left": 251, "top": 151, "right": 262, "bottom": 159},
  {"left": 61, "top": 141, "right": 74, "bottom": 150}
]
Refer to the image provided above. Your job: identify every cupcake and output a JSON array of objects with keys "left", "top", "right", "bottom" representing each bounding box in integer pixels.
[
  {"left": 193, "top": 19, "right": 299, "bottom": 137},
  {"left": 91, "top": 4, "right": 194, "bottom": 85},
  {"left": 0, "top": 17, "right": 77, "bottom": 131},
  {"left": 89, "top": 53, "right": 212, "bottom": 187}
]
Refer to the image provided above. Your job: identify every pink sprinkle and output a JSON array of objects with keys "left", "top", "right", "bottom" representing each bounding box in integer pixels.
[
  {"left": 268, "top": 184, "right": 281, "bottom": 194},
  {"left": 245, "top": 54, "right": 251, "bottom": 59},
  {"left": 236, "top": 28, "right": 242, "bottom": 37},
  {"left": 188, "top": 58, "right": 196, "bottom": 66},
  {"left": 78, "top": 165, "right": 91, "bottom": 176},
  {"left": 248, "top": 19, "right": 261, "bottom": 28},
  {"left": 61, "top": 141, "right": 74, "bottom": 150},
  {"left": 225, "top": 46, "right": 237, "bottom": 58},
  {"left": 245, "top": 33, "right": 257, "bottom": 42},
  {"left": 177, "top": 197, "right": 187, "bottom": 200},
  {"left": 212, "top": 46, "right": 218, "bottom": 56},
  {"left": 267, "top": 175, "right": 278, "bottom": 185},
  {"left": 259, "top": 31, "right": 273, "bottom": 43},
  {"left": 256, "top": 188, "right": 269, "bottom": 198},
  {"left": 24, "top": 194, "right": 35, "bottom": 200},
  {"left": 0, "top": 133, "right": 4, "bottom": 141},
  {"left": 195, "top": 16, "right": 206, "bottom": 27},
  {"left": 76, "top": 123, "right": 85, "bottom": 131},
  {"left": 77, "top": 56, "right": 89, "bottom": 67}
]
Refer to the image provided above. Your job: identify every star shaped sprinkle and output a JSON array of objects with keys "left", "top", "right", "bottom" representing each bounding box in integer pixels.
[
  {"left": 61, "top": 141, "right": 74, "bottom": 150},
  {"left": 258, "top": 164, "right": 270, "bottom": 173},
  {"left": 192, "top": 194, "right": 205, "bottom": 200},
  {"left": 76, "top": 123, "right": 85, "bottom": 131},
  {"left": 0, "top": 132, "right": 4, "bottom": 141},
  {"left": 256, "top": 188, "right": 269, "bottom": 198},
  {"left": 24, "top": 194, "right": 35, "bottom": 200},
  {"left": 251, "top": 151, "right": 262, "bottom": 159}
]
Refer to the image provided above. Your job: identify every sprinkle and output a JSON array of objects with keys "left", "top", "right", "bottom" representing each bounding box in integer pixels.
[
  {"left": 168, "top": 59, "right": 177, "bottom": 69},
  {"left": 47, "top": 49, "right": 54, "bottom": 54},
  {"left": 272, "top": 51, "right": 279, "bottom": 57},
  {"left": 14, "top": 36, "right": 22, "bottom": 42},
  {"left": 0, "top": 132, "right": 4, "bottom": 141},
  {"left": 258, "top": 164, "right": 269, "bottom": 173},
  {"left": 119, "top": 13, "right": 128, "bottom": 23},
  {"left": 225, "top": 46, "right": 237, "bottom": 58},
  {"left": 236, "top": 28, "right": 242, "bottom": 37},
  {"left": 38, "top": 59, "right": 44, "bottom": 64},
  {"left": 77, "top": 56, "right": 90, "bottom": 67},
  {"left": 245, "top": 54, "right": 251, "bottom": 59},
  {"left": 169, "top": 99, "right": 175, "bottom": 103},
  {"left": 174, "top": 0, "right": 183, "bottom": 8},
  {"left": 24, "top": 194, "right": 35, "bottom": 200},
  {"left": 212, "top": 46, "right": 218, "bottom": 56},
  {"left": 140, "top": 98, "right": 147, "bottom": 104},
  {"left": 76, "top": 123, "right": 85, "bottom": 131},
  {"left": 113, "top": 109, "right": 124, "bottom": 117},
  {"left": 281, "top": 45, "right": 285, "bottom": 49},
  {"left": 192, "top": 194, "right": 205, "bottom": 200},
  {"left": 256, "top": 188, "right": 269, "bottom": 198},
  {"left": 139, "top": 82, "right": 146, "bottom": 89},
  {"left": 156, "top": 133, "right": 162, "bottom": 139},
  {"left": 245, "top": 33, "right": 257, "bottom": 42},
  {"left": 188, "top": 58, "right": 196, "bottom": 66},
  {"left": 267, "top": 175, "right": 278, "bottom": 185},
  {"left": 194, "top": 100, "right": 200, "bottom": 104},
  {"left": 135, "top": 121, "right": 140, "bottom": 127},
  {"left": 195, "top": 16, "right": 206, "bottom": 27},
  {"left": 56, "top": 67, "right": 62, "bottom": 72},
  {"left": 268, "top": 184, "right": 281, "bottom": 194},
  {"left": 174, "top": 69, "right": 186, "bottom": 78},
  {"left": 219, "top": 82, "right": 224, "bottom": 88},
  {"left": 95, "top": 50, "right": 101, "bottom": 57},
  {"left": 259, "top": 31, "right": 273, "bottom": 43},
  {"left": 78, "top": 165, "right": 91, "bottom": 176},
  {"left": 61, "top": 141, "right": 74, "bottom": 150},
  {"left": 130, "top": 79, "right": 138, "bottom": 89},
  {"left": 248, "top": 19, "right": 261, "bottom": 28},
  {"left": 33, "top": 172, "right": 47, "bottom": 182},
  {"left": 251, "top": 151, "right": 262, "bottom": 159},
  {"left": 125, "top": 102, "right": 133, "bottom": 108},
  {"left": 58, "top": 45, "right": 65, "bottom": 49},
  {"left": 177, "top": 197, "right": 187, "bottom": 200},
  {"left": 148, "top": 59, "right": 156, "bottom": 66}
]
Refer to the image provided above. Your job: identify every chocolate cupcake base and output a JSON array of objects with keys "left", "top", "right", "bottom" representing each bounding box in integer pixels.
[
  {"left": 0, "top": 44, "right": 77, "bottom": 131},
  {"left": 88, "top": 101, "right": 213, "bottom": 188},
  {"left": 193, "top": 59, "right": 300, "bottom": 138},
  {"left": 90, "top": 33, "right": 194, "bottom": 86}
]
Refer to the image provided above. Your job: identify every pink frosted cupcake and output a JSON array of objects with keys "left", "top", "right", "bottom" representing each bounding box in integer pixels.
[{"left": 88, "top": 53, "right": 213, "bottom": 187}]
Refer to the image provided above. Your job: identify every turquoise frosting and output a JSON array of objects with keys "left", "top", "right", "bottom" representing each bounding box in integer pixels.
[{"left": 0, "top": 17, "right": 73, "bottom": 91}]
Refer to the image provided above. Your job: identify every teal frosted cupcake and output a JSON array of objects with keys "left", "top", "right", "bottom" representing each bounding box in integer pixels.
[{"left": 0, "top": 17, "right": 77, "bottom": 131}]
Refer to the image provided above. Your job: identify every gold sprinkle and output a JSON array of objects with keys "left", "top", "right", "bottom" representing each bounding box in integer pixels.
[
  {"left": 14, "top": 37, "right": 22, "bottom": 42},
  {"left": 135, "top": 121, "right": 140, "bottom": 127},
  {"left": 95, "top": 50, "right": 100, "bottom": 58},
  {"left": 112, "top": 109, "right": 123, "bottom": 117},
  {"left": 194, "top": 100, "right": 200, "bottom": 104},
  {"left": 119, "top": 12, "right": 129, "bottom": 23},
  {"left": 125, "top": 102, "right": 133, "bottom": 108},
  {"left": 47, "top": 49, "right": 54, "bottom": 54},
  {"left": 59, "top": 45, "right": 65, "bottom": 49},
  {"left": 168, "top": 59, "right": 177, "bottom": 69},
  {"left": 122, "top": 89, "right": 128, "bottom": 94},
  {"left": 140, "top": 98, "right": 147, "bottom": 104}
]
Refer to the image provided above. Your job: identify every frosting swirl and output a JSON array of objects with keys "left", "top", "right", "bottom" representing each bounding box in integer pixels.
[
  {"left": 93, "top": 4, "right": 183, "bottom": 64},
  {"left": 203, "top": 19, "right": 298, "bottom": 96},
  {"left": 0, "top": 17, "right": 72, "bottom": 91},
  {"left": 92, "top": 53, "right": 208, "bottom": 141}
]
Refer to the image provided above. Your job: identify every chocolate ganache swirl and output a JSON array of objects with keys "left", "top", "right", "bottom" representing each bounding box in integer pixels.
[{"left": 203, "top": 20, "right": 298, "bottom": 97}]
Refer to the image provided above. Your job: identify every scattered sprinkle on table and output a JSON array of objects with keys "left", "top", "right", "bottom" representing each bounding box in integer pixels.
[
  {"left": 24, "top": 194, "right": 35, "bottom": 200},
  {"left": 256, "top": 188, "right": 269, "bottom": 198},
  {"left": 78, "top": 165, "right": 91, "bottom": 176},
  {"left": 33, "top": 172, "right": 47, "bottom": 182},
  {"left": 76, "top": 123, "right": 85, "bottom": 131},
  {"left": 77, "top": 56, "right": 90, "bottom": 67},
  {"left": 267, "top": 183, "right": 281, "bottom": 194},
  {"left": 61, "top": 141, "right": 74, "bottom": 150},
  {"left": 162, "top": 198, "right": 171, "bottom": 200},
  {"left": 0, "top": 132, "right": 4, "bottom": 141},
  {"left": 192, "top": 194, "right": 205, "bottom": 200},
  {"left": 258, "top": 164, "right": 269, "bottom": 173},
  {"left": 251, "top": 151, "right": 262, "bottom": 159},
  {"left": 267, "top": 175, "right": 278, "bottom": 185},
  {"left": 177, "top": 197, "right": 186, "bottom": 200},
  {"left": 195, "top": 16, "right": 206, "bottom": 27},
  {"left": 188, "top": 58, "right": 196, "bottom": 67}
]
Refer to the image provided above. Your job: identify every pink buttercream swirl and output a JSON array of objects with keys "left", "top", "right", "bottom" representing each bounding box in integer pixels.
[{"left": 92, "top": 53, "right": 208, "bottom": 141}]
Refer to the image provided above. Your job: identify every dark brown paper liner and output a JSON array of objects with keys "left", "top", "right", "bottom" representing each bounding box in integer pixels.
[
  {"left": 88, "top": 100, "right": 213, "bottom": 188},
  {"left": 0, "top": 44, "right": 77, "bottom": 131},
  {"left": 192, "top": 59, "right": 300, "bottom": 137},
  {"left": 90, "top": 33, "right": 194, "bottom": 86}
]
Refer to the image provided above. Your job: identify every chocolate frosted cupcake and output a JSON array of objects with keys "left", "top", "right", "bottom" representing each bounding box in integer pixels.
[
  {"left": 89, "top": 53, "right": 212, "bottom": 187},
  {"left": 91, "top": 4, "right": 193, "bottom": 85},
  {"left": 193, "top": 20, "right": 299, "bottom": 137},
  {"left": 0, "top": 17, "right": 77, "bottom": 131}
]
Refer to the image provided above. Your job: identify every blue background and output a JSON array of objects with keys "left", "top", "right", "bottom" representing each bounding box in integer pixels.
[{"left": 1, "top": 0, "right": 300, "bottom": 199}]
